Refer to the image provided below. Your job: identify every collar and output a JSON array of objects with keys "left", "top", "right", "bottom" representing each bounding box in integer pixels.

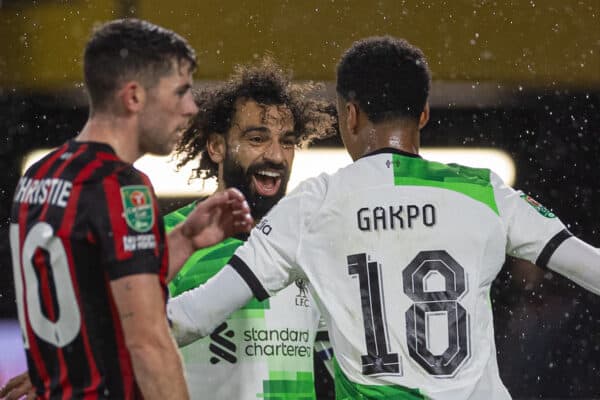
[{"left": 359, "top": 147, "right": 422, "bottom": 159}]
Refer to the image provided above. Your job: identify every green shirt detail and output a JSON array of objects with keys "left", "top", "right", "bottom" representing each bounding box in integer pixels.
[
  {"left": 166, "top": 202, "right": 269, "bottom": 310},
  {"left": 334, "top": 358, "right": 427, "bottom": 400},
  {"left": 163, "top": 201, "right": 196, "bottom": 233},
  {"left": 260, "top": 371, "right": 316, "bottom": 399},
  {"left": 392, "top": 154, "right": 499, "bottom": 215},
  {"left": 168, "top": 237, "right": 244, "bottom": 296}
]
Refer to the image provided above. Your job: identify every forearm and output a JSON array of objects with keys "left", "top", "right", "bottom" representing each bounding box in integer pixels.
[
  {"left": 168, "top": 265, "right": 254, "bottom": 346},
  {"left": 547, "top": 236, "right": 600, "bottom": 295},
  {"left": 110, "top": 274, "right": 189, "bottom": 399},
  {"left": 129, "top": 334, "right": 189, "bottom": 400},
  {"left": 166, "top": 224, "right": 194, "bottom": 282}
]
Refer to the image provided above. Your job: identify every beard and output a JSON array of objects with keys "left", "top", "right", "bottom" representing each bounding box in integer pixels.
[{"left": 222, "top": 153, "right": 289, "bottom": 222}]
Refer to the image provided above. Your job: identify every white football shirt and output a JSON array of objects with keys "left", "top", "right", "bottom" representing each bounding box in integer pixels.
[
  {"left": 230, "top": 148, "right": 570, "bottom": 399},
  {"left": 165, "top": 205, "right": 322, "bottom": 400}
]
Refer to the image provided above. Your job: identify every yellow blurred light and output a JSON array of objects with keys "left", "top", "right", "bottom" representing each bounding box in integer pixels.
[{"left": 22, "top": 147, "right": 515, "bottom": 197}]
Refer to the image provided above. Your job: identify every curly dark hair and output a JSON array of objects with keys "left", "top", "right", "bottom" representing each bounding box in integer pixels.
[
  {"left": 84, "top": 18, "right": 196, "bottom": 113},
  {"left": 175, "top": 57, "right": 337, "bottom": 181},
  {"left": 336, "top": 36, "right": 431, "bottom": 123}
]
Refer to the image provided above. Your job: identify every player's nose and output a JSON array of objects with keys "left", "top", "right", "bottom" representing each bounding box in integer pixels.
[
  {"left": 183, "top": 92, "right": 199, "bottom": 116},
  {"left": 263, "top": 139, "right": 285, "bottom": 164}
]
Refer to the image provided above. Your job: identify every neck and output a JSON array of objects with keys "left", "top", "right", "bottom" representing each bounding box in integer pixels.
[
  {"left": 77, "top": 112, "right": 141, "bottom": 164},
  {"left": 358, "top": 120, "right": 420, "bottom": 158}
]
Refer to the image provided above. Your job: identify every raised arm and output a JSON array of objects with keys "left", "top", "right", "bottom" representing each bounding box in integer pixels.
[
  {"left": 545, "top": 236, "right": 600, "bottom": 295},
  {"left": 166, "top": 188, "right": 252, "bottom": 281},
  {"left": 111, "top": 274, "right": 189, "bottom": 400},
  {"left": 167, "top": 265, "right": 254, "bottom": 346},
  {"left": 492, "top": 172, "right": 600, "bottom": 296}
]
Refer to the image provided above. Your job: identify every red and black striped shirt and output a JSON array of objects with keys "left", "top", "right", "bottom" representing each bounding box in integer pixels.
[{"left": 9, "top": 140, "right": 169, "bottom": 400}]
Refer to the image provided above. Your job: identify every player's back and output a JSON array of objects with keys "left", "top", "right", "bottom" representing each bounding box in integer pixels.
[
  {"left": 297, "top": 149, "right": 511, "bottom": 399},
  {"left": 10, "top": 140, "right": 164, "bottom": 399},
  {"left": 235, "top": 147, "right": 568, "bottom": 398}
]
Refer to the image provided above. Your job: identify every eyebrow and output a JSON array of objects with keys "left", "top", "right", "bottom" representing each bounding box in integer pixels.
[
  {"left": 281, "top": 131, "right": 297, "bottom": 140},
  {"left": 240, "top": 126, "right": 269, "bottom": 135},
  {"left": 241, "top": 127, "right": 296, "bottom": 139},
  {"left": 176, "top": 83, "right": 192, "bottom": 93}
]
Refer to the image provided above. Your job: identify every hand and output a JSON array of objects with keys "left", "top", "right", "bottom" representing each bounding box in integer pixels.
[
  {"left": 0, "top": 371, "right": 35, "bottom": 400},
  {"left": 182, "top": 188, "right": 252, "bottom": 250}
]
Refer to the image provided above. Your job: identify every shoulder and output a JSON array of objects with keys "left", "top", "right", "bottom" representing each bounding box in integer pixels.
[
  {"left": 440, "top": 162, "right": 495, "bottom": 187},
  {"left": 83, "top": 164, "right": 158, "bottom": 222},
  {"left": 108, "top": 163, "right": 150, "bottom": 185},
  {"left": 281, "top": 172, "right": 332, "bottom": 215},
  {"left": 164, "top": 201, "right": 200, "bottom": 231},
  {"left": 293, "top": 172, "right": 331, "bottom": 196},
  {"left": 487, "top": 169, "right": 521, "bottom": 202},
  {"left": 96, "top": 164, "right": 155, "bottom": 199}
]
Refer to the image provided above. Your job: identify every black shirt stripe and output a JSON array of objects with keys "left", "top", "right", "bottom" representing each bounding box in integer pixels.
[
  {"left": 535, "top": 229, "right": 573, "bottom": 269},
  {"left": 228, "top": 255, "right": 270, "bottom": 301}
]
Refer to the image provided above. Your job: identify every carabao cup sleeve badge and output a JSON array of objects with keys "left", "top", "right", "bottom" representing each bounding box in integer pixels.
[
  {"left": 520, "top": 194, "right": 556, "bottom": 218},
  {"left": 121, "top": 185, "right": 155, "bottom": 232}
]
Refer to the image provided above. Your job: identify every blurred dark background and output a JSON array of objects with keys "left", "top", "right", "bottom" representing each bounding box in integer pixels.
[{"left": 1, "top": 1, "right": 599, "bottom": 398}]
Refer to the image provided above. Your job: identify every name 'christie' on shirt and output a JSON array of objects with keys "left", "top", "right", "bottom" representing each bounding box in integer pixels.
[{"left": 13, "top": 177, "right": 73, "bottom": 208}]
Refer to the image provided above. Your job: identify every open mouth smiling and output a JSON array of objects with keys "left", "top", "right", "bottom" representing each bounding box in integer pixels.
[{"left": 252, "top": 169, "right": 283, "bottom": 196}]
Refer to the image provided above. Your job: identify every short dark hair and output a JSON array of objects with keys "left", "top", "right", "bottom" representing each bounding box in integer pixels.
[
  {"left": 175, "top": 57, "right": 337, "bottom": 181},
  {"left": 83, "top": 18, "right": 196, "bottom": 112},
  {"left": 336, "top": 36, "right": 431, "bottom": 123}
]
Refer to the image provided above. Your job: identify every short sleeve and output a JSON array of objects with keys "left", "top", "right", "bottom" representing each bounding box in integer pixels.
[
  {"left": 492, "top": 172, "right": 571, "bottom": 267},
  {"left": 231, "top": 175, "right": 328, "bottom": 300},
  {"left": 88, "top": 167, "right": 166, "bottom": 280}
]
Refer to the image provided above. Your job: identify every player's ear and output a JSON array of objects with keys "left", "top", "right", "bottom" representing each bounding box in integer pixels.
[
  {"left": 206, "top": 133, "right": 226, "bottom": 163},
  {"left": 418, "top": 102, "right": 430, "bottom": 130},
  {"left": 346, "top": 102, "right": 359, "bottom": 135},
  {"left": 118, "top": 81, "right": 145, "bottom": 113}
]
